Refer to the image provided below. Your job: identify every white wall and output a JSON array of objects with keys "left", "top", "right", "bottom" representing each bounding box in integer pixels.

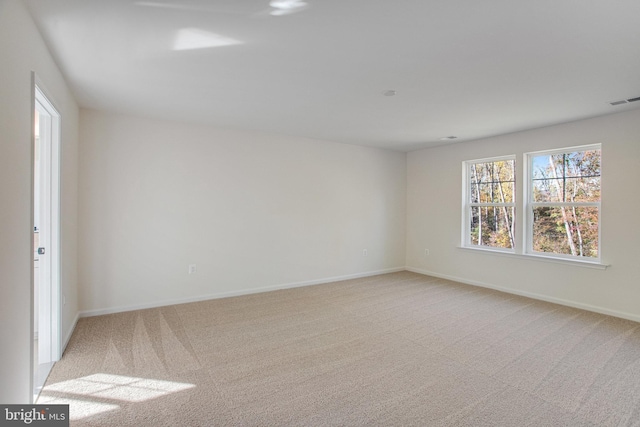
[
  {"left": 78, "top": 110, "right": 406, "bottom": 314},
  {"left": 0, "top": 0, "right": 79, "bottom": 403},
  {"left": 407, "top": 109, "right": 640, "bottom": 320}
]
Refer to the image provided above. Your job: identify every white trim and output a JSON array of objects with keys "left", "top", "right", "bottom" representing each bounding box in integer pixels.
[
  {"left": 525, "top": 143, "right": 603, "bottom": 157},
  {"left": 30, "top": 74, "right": 36, "bottom": 404},
  {"left": 457, "top": 246, "right": 608, "bottom": 269},
  {"left": 79, "top": 267, "right": 405, "bottom": 317},
  {"left": 463, "top": 154, "right": 516, "bottom": 164},
  {"left": 62, "top": 312, "right": 80, "bottom": 354},
  {"left": 406, "top": 267, "right": 640, "bottom": 323},
  {"left": 459, "top": 245, "right": 515, "bottom": 256}
]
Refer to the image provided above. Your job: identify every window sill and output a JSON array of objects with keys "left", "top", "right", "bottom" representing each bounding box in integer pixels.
[{"left": 457, "top": 246, "right": 609, "bottom": 270}]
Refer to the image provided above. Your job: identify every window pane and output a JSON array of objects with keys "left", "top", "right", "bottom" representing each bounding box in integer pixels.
[
  {"left": 532, "top": 206, "right": 599, "bottom": 258},
  {"left": 470, "top": 183, "right": 479, "bottom": 203},
  {"left": 532, "top": 177, "right": 560, "bottom": 202},
  {"left": 469, "top": 159, "right": 515, "bottom": 203},
  {"left": 532, "top": 176, "right": 600, "bottom": 203},
  {"left": 470, "top": 206, "right": 514, "bottom": 248},
  {"left": 473, "top": 183, "right": 499, "bottom": 203},
  {"left": 566, "top": 176, "right": 600, "bottom": 202},
  {"left": 497, "top": 181, "right": 514, "bottom": 204},
  {"left": 531, "top": 150, "right": 600, "bottom": 202}
]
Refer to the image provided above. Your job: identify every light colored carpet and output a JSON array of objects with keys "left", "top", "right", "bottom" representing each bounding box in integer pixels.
[{"left": 38, "top": 272, "right": 640, "bottom": 426}]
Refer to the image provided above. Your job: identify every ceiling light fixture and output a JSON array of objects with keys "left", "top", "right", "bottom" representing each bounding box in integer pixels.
[{"left": 382, "top": 90, "right": 396, "bottom": 97}]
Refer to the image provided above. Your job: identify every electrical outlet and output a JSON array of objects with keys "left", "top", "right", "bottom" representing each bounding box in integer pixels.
[
  {"left": 425, "top": 249, "right": 430, "bottom": 256},
  {"left": 188, "top": 264, "right": 197, "bottom": 274},
  {"left": 363, "top": 249, "right": 368, "bottom": 257}
]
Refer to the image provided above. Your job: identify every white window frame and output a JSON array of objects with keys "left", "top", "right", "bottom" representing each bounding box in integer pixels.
[
  {"left": 524, "top": 144, "right": 602, "bottom": 262},
  {"left": 461, "top": 155, "right": 516, "bottom": 253}
]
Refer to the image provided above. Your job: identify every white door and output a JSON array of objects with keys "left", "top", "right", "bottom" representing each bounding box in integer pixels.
[{"left": 33, "top": 84, "right": 61, "bottom": 402}]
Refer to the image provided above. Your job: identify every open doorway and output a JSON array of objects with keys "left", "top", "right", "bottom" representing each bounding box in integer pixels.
[{"left": 33, "top": 83, "right": 61, "bottom": 402}]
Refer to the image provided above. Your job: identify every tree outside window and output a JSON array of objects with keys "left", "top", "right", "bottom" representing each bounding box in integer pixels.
[
  {"left": 527, "top": 146, "right": 601, "bottom": 259},
  {"left": 464, "top": 157, "right": 516, "bottom": 250}
]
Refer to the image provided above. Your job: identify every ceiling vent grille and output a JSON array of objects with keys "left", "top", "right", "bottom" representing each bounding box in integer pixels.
[{"left": 610, "top": 96, "right": 640, "bottom": 106}]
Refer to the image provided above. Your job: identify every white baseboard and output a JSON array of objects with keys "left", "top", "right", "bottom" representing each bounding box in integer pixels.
[
  {"left": 61, "top": 312, "right": 79, "bottom": 355},
  {"left": 79, "top": 267, "right": 406, "bottom": 318},
  {"left": 406, "top": 266, "right": 640, "bottom": 323}
]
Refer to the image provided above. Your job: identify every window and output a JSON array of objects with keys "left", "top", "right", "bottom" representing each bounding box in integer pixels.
[
  {"left": 462, "top": 145, "right": 603, "bottom": 265},
  {"left": 526, "top": 145, "right": 601, "bottom": 260},
  {"left": 463, "top": 156, "right": 515, "bottom": 250}
]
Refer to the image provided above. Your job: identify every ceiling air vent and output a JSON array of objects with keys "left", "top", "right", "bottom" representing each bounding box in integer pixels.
[{"left": 610, "top": 96, "right": 640, "bottom": 106}]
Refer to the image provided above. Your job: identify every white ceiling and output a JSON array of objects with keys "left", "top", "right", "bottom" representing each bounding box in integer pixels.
[{"left": 25, "top": 0, "right": 640, "bottom": 151}]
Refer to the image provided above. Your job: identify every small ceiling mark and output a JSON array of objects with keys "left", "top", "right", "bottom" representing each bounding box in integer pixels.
[
  {"left": 382, "top": 90, "right": 396, "bottom": 97},
  {"left": 440, "top": 136, "right": 458, "bottom": 141}
]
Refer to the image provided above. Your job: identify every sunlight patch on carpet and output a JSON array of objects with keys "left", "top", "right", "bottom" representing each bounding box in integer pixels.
[
  {"left": 36, "top": 395, "right": 120, "bottom": 421},
  {"left": 40, "top": 373, "right": 195, "bottom": 420}
]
